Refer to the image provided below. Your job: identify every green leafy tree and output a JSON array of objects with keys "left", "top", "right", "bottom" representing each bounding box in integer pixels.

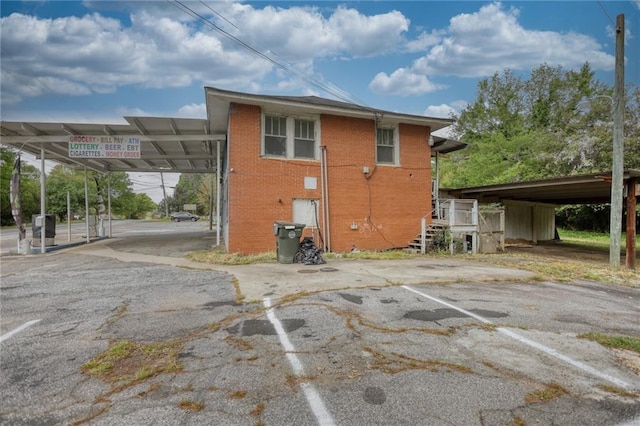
[
  {"left": 1, "top": 148, "right": 41, "bottom": 226},
  {"left": 45, "top": 166, "right": 156, "bottom": 219},
  {"left": 172, "top": 173, "right": 205, "bottom": 214},
  {"left": 46, "top": 165, "right": 90, "bottom": 219},
  {"left": 443, "top": 62, "right": 640, "bottom": 187}
]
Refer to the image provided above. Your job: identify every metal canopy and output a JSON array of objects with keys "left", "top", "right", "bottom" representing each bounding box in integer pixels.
[
  {"left": 447, "top": 170, "right": 640, "bottom": 205},
  {"left": 431, "top": 135, "right": 467, "bottom": 154},
  {"left": 0, "top": 116, "right": 225, "bottom": 174}
]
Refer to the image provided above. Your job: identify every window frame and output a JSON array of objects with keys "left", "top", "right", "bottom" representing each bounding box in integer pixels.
[
  {"left": 376, "top": 125, "right": 399, "bottom": 165},
  {"left": 262, "top": 113, "right": 319, "bottom": 160}
]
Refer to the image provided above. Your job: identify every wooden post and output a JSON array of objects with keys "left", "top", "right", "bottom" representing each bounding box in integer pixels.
[
  {"left": 609, "top": 14, "right": 625, "bottom": 268},
  {"left": 626, "top": 178, "right": 637, "bottom": 269}
]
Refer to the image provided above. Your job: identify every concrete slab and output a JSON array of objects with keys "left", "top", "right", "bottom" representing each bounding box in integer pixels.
[{"left": 70, "top": 240, "right": 535, "bottom": 303}]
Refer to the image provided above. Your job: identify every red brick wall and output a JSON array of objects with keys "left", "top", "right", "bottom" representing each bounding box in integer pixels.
[{"left": 227, "top": 102, "right": 432, "bottom": 254}]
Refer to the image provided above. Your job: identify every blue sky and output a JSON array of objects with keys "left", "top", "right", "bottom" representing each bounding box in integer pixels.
[{"left": 1, "top": 0, "right": 639, "bottom": 201}]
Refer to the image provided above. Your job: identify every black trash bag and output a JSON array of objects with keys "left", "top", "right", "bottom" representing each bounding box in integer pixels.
[{"left": 295, "top": 237, "right": 326, "bottom": 265}]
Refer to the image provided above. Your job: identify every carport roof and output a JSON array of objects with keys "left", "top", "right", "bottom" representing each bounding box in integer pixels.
[
  {"left": 446, "top": 169, "right": 640, "bottom": 204},
  {"left": 0, "top": 116, "right": 225, "bottom": 174}
]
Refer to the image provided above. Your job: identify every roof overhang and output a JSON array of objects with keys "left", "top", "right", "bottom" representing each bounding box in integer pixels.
[
  {"left": 431, "top": 135, "right": 467, "bottom": 154},
  {"left": 446, "top": 170, "right": 640, "bottom": 204},
  {"left": 0, "top": 117, "right": 225, "bottom": 174},
  {"left": 205, "top": 86, "right": 454, "bottom": 133}
]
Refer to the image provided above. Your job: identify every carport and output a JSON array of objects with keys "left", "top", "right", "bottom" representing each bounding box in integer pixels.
[
  {"left": 1, "top": 116, "right": 226, "bottom": 253},
  {"left": 447, "top": 169, "right": 640, "bottom": 268}
]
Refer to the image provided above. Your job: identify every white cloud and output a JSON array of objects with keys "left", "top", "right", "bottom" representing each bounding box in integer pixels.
[
  {"left": 1, "top": 2, "right": 413, "bottom": 106},
  {"left": 226, "top": 4, "right": 409, "bottom": 60},
  {"left": 423, "top": 100, "right": 466, "bottom": 118},
  {"left": 420, "top": 2, "right": 614, "bottom": 77},
  {"left": 369, "top": 68, "right": 445, "bottom": 96},
  {"left": 176, "top": 103, "right": 206, "bottom": 118},
  {"left": 424, "top": 104, "right": 454, "bottom": 119},
  {"left": 405, "top": 30, "right": 443, "bottom": 53},
  {"left": 370, "top": 2, "right": 616, "bottom": 96}
]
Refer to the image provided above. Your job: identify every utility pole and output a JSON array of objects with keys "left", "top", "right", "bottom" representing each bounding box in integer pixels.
[
  {"left": 610, "top": 14, "right": 625, "bottom": 269},
  {"left": 160, "top": 172, "right": 169, "bottom": 218}
]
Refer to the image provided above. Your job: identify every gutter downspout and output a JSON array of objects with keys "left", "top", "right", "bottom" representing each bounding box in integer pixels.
[{"left": 320, "top": 146, "right": 331, "bottom": 252}]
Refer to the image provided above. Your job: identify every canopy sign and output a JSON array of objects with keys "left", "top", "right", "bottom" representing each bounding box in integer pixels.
[{"left": 69, "top": 136, "right": 141, "bottom": 159}]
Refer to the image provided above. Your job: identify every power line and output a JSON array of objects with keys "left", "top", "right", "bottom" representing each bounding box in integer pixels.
[
  {"left": 596, "top": 0, "right": 615, "bottom": 27},
  {"left": 169, "top": 0, "right": 371, "bottom": 108}
]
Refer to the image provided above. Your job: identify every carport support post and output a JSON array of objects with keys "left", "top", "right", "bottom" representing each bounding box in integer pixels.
[
  {"left": 626, "top": 178, "right": 637, "bottom": 269},
  {"left": 40, "top": 144, "right": 46, "bottom": 254},
  {"left": 107, "top": 173, "right": 112, "bottom": 238},
  {"left": 216, "top": 140, "right": 221, "bottom": 246},
  {"left": 84, "top": 167, "right": 90, "bottom": 244},
  {"left": 67, "top": 191, "right": 71, "bottom": 242}
]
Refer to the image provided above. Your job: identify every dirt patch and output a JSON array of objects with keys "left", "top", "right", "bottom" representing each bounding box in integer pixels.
[
  {"left": 614, "top": 348, "right": 640, "bottom": 375},
  {"left": 505, "top": 240, "right": 616, "bottom": 265}
]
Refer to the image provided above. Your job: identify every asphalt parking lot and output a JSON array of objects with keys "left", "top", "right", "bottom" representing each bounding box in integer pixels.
[{"left": 1, "top": 221, "right": 639, "bottom": 425}]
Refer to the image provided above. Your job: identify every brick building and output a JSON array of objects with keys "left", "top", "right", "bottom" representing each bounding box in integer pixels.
[{"left": 206, "top": 87, "right": 458, "bottom": 254}]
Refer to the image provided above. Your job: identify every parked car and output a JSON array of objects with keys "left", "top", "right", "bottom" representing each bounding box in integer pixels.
[{"left": 170, "top": 212, "right": 199, "bottom": 222}]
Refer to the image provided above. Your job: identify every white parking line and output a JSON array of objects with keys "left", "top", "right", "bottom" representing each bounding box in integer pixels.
[
  {"left": 264, "top": 298, "right": 336, "bottom": 426},
  {"left": 402, "top": 285, "right": 635, "bottom": 391},
  {"left": 0, "top": 319, "right": 41, "bottom": 343}
]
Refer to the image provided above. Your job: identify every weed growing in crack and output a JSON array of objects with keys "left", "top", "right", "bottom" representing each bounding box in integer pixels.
[
  {"left": 363, "top": 347, "right": 472, "bottom": 375},
  {"left": 178, "top": 399, "right": 204, "bottom": 411},
  {"left": 229, "top": 390, "right": 247, "bottom": 399},
  {"left": 524, "top": 382, "right": 567, "bottom": 404},
  {"left": 250, "top": 403, "right": 265, "bottom": 416}
]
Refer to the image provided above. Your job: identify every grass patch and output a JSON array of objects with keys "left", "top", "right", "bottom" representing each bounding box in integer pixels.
[
  {"left": 186, "top": 247, "right": 277, "bottom": 265},
  {"left": 328, "top": 249, "right": 418, "bottom": 261},
  {"left": 471, "top": 251, "right": 639, "bottom": 286},
  {"left": 82, "top": 339, "right": 183, "bottom": 386},
  {"left": 578, "top": 332, "right": 640, "bottom": 354},
  {"left": 524, "top": 382, "right": 567, "bottom": 404},
  {"left": 558, "top": 228, "right": 639, "bottom": 251}
]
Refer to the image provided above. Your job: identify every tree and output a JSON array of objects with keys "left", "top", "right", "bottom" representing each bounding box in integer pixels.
[
  {"left": 443, "top": 62, "right": 640, "bottom": 188},
  {"left": 172, "top": 173, "right": 206, "bottom": 214},
  {"left": 45, "top": 166, "right": 156, "bottom": 219},
  {"left": 46, "top": 165, "right": 90, "bottom": 219},
  {"left": 0, "top": 148, "right": 41, "bottom": 226}
]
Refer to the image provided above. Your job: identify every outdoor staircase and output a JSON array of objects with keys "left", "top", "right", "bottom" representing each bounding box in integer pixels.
[{"left": 405, "top": 220, "right": 449, "bottom": 254}]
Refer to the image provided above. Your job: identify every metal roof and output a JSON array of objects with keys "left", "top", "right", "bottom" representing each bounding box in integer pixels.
[
  {"left": 446, "top": 170, "right": 640, "bottom": 204},
  {"left": 431, "top": 135, "right": 467, "bottom": 154},
  {"left": 0, "top": 116, "right": 225, "bottom": 174}
]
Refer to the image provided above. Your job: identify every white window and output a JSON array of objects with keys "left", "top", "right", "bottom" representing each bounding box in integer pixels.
[
  {"left": 263, "top": 114, "right": 318, "bottom": 160},
  {"left": 264, "top": 115, "right": 287, "bottom": 157},
  {"left": 294, "top": 119, "right": 315, "bottom": 159},
  {"left": 376, "top": 127, "right": 398, "bottom": 164}
]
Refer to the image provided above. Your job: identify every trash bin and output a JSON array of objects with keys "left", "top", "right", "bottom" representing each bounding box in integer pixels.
[
  {"left": 273, "top": 222, "right": 305, "bottom": 263},
  {"left": 32, "top": 214, "right": 56, "bottom": 247}
]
